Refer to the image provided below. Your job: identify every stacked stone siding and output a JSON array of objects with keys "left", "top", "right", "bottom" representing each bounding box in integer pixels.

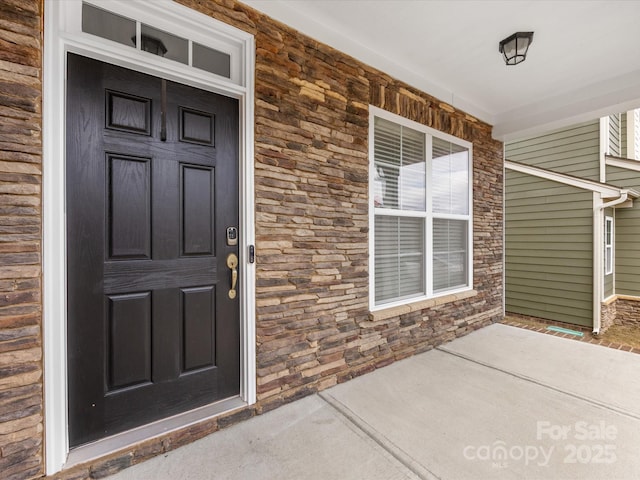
[
  {"left": 0, "top": 1, "right": 503, "bottom": 478},
  {"left": 601, "top": 299, "right": 617, "bottom": 332},
  {"left": 250, "top": 23, "right": 503, "bottom": 409},
  {"left": 0, "top": 1, "right": 44, "bottom": 479},
  {"left": 600, "top": 297, "right": 640, "bottom": 331},
  {"left": 614, "top": 297, "right": 640, "bottom": 327}
]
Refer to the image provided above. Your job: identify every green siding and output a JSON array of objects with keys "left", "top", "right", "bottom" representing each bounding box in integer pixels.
[
  {"left": 505, "top": 171, "right": 593, "bottom": 326},
  {"left": 505, "top": 121, "right": 601, "bottom": 181},
  {"left": 606, "top": 165, "right": 640, "bottom": 295}
]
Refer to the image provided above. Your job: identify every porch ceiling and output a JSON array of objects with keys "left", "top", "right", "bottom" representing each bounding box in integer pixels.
[{"left": 242, "top": 0, "right": 640, "bottom": 142}]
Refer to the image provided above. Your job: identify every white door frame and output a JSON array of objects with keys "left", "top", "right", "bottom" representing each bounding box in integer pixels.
[{"left": 43, "top": 0, "right": 255, "bottom": 473}]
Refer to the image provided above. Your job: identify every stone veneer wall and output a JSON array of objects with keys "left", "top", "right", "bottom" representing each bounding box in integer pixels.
[
  {"left": 0, "top": 1, "right": 44, "bottom": 479},
  {"left": 0, "top": 1, "right": 503, "bottom": 479},
  {"left": 601, "top": 297, "right": 640, "bottom": 332},
  {"left": 600, "top": 300, "right": 617, "bottom": 332},
  {"left": 614, "top": 297, "right": 640, "bottom": 327}
]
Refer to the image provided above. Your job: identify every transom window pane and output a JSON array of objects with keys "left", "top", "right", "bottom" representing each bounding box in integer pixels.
[
  {"left": 375, "top": 216, "right": 425, "bottom": 303},
  {"left": 374, "top": 117, "right": 425, "bottom": 211},
  {"left": 432, "top": 138, "right": 469, "bottom": 215},
  {"left": 193, "top": 42, "right": 231, "bottom": 78},
  {"left": 82, "top": 3, "right": 136, "bottom": 47},
  {"left": 140, "top": 25, "right": 188, "bottom": 64}
]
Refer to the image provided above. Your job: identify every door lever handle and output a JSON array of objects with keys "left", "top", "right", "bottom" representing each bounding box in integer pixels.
[{"left": 227, "top": 253, "right": 238, "bottom": 299}]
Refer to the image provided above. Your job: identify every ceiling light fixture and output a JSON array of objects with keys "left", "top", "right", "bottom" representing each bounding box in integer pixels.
[{"left": 499, "top": 32, "right": 534, "bottom": 65}]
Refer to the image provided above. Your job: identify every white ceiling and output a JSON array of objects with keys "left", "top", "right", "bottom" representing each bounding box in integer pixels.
[{"left": 242, "top": 0, "right": 640, "bottom": 142}]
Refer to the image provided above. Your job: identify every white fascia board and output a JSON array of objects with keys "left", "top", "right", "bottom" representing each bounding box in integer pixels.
[
  {"left": 606, "top": 156, "right": 640, "bottom": 173},
  {"left": 602, "top": 157, "right": 640, "bottom": 199},
  {"left": 505, "top": 160, "right": 624, "bottom": 198}
]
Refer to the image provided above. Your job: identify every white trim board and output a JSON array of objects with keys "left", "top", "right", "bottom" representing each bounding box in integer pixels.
[
  {"left": 606, "top": 155, "right": 640, "bottom": 173},
  {"left": 43, "top": 0, "right": 256, "bottom": 474},
  {"left": 505, "top": 160, "right": 640, "bottom": 199},
  {"left": 615, "top": 294, "right": 640, "bottom": 302}
]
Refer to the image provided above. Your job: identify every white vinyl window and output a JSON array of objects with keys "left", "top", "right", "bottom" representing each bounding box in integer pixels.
[
  {"left": 370, "top": 107, "right": 472, "bottom": 309},
  {"left": 605, "top": 216, "right": 614, "bottom": 275}
]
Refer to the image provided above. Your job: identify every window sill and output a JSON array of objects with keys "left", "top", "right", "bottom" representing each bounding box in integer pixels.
[{"left": 369, "top": 289, "right": 478, "bottom": 322}]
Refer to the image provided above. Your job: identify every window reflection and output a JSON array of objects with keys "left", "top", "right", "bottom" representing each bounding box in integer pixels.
[
  {"left": 140, "top": 25, "right": 188, "bottom": 64},
  {"left": 193, "top": 42, "right": 231, "bottom": 78},
  {"left": 373, "top": 118, "right": 425, "bottom": 211},
  {"left": 432, "top": 138, "right": 469, "bottom": 215},
  {"left": 82, "top": 3, "right": 136, "bottom": 47}
]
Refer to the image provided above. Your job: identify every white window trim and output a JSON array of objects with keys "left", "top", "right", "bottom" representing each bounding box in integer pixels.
[
  {"left": 44, "top": 0, "right": 255, "bottom": 474},
  {"left": 368, "top": 106, "right": 473, "bottom": 312},
  {"left": 605, "top": 216, "right": 614, "bottom": 276}
]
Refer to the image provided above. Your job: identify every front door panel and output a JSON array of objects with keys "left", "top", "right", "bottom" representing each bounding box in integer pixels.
[{"left": 66, "top": 54, "right": 240, "bottom": 447}]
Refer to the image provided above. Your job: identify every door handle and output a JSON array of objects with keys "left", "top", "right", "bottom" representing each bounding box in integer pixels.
[{"left": 226, "top": 253, "right": 238, "bottom": 299}]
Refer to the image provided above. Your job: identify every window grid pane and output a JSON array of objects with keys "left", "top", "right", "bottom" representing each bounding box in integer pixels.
[
  {"left": 140, "top": 24, "right": 188, "bottom": 64},
  {"left": 433, "top": 219, "right": 468, "bottom": 292},
  {"left": 432, "top": 137, "right": 469, "bottom": 215},
  {"left": 82, "top": 3, "right": 136, "bottom": 47},
  {"left": 374, "top": 118, "right": 425, "bottom": 211},
  {"left": 193, "top": 42, "right": 231, "bottom": 78},
  {"left": 375, "top": 216, "right": 425, "bottom": 304}
]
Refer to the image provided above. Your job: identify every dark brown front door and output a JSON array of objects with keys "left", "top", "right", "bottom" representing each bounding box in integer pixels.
[{"left": 66, "top": 54, "right": 240, "bottom": 447}]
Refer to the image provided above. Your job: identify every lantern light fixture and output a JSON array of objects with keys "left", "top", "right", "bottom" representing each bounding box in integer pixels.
[
  {"left": 499, "top": 32, "right": 534, "bottom": 65},
  {"left": 131, "top": 34, "right": 168, "bottom": 57}
]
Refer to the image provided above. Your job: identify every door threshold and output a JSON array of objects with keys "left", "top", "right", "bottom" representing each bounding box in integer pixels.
[{"left": 65, "top": 396, "right": 246, "bottom": 469}]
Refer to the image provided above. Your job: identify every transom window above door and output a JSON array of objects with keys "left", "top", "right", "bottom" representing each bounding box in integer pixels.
[
  {"left": 57, "top": 0, "right": 249, "bottom": 88},
  {"left": 369, "top": 107, "right": 473, "bottom": 309},
  {"left": 82, "top": 2, "right": 231, "bottom": 78}
]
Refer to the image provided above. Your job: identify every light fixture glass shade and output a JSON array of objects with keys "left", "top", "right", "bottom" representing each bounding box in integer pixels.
[
  {"left": 140, "top": 34, "right": 168, "bottom": 56},
  {"left": 499, "top": 32, "right": 534, "bottom": 65}
]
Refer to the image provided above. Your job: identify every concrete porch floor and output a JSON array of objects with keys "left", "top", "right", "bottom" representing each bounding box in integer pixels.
[{"left": 107, "top": 324, "right": 640, "bottom": 479}]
